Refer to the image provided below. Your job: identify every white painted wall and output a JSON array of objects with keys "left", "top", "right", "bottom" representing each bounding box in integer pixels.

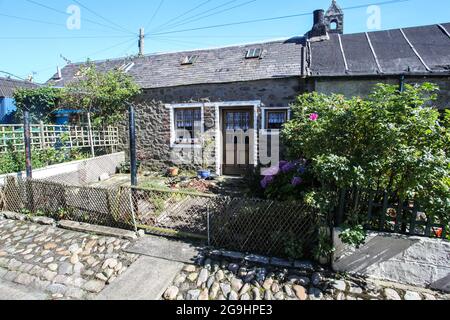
[
  {"left": 0, "top": 152, "right": 125, "bottom": 186},
  {"left": 333, "top": 228, "right": 450, "bottom": 293}
]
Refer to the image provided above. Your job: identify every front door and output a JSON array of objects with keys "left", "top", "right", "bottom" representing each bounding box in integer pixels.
[{"left": 222, "top": 108, "right": 254, "bottom": 176}]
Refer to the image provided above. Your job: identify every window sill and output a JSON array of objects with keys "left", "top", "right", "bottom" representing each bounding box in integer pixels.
[{"left": 171, "top": 144, "right": 202, "bottom": 149}]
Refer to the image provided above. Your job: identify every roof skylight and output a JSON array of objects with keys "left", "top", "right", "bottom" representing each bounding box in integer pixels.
[
  {"left": 246, "top": 48, "right": 263, "bottom": 59},
  {"left": 181, "top": 55, "right": 199, "bottom": 65},
  {"left": 118, "top": 62, "right": 135, "bottom": 73}
]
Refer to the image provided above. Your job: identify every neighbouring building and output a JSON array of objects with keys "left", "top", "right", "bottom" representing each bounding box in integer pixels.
[
  {"left": 0, "top": 77, "right": 38, "bottom": 124},
  {"left": 50, "top": 1, "right": 450, "bottom": 176}
]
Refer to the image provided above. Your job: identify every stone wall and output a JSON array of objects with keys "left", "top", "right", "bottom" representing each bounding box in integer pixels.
[
  {"left": 332, "top": 228, "right": 450, "bottom": 293},
  {"left": 126, "top": 77, "right": 303, "bottom": 171},
  {"left": 314, "top": 76, "right": 450, "bottom": 109},
  {"left": 0, "top": 152, "right": 125, "bottom": 187}
]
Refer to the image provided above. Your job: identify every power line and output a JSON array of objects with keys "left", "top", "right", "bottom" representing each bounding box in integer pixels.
[
  {"left": 150, "top": 0, "right": 213, "bottom": 33},
  {"left": 0, "top": 35, "right": 134, "bottom": 40},
  {"left": 149, "top": 0, "right": 411, "bottom": 36},
  {"left": 31, "top": 38, "right": 137, "bottom": 79},
  {"left": 160, "top": 0, "right": 258, "bottom": 32},
  {"left": 71, "top": 0, "right": 136, "bottom": 35},
  {"left": 23, "top": 0, "right": 134, "bottom": 35},
  {"left": 0, "top": 12, "right": 64, "bottom": 27},
  {"left": 73, "top": 38, "right": 137, "bottom": 63},
  {"left": 156, "top": 0, "right": 242, "bottom": 32},
  {"left": 145, "top": 0, "right": 165, "bottom": 30},
  {"left": 0, "top": 71, "right": 29, "bottom": 81}
]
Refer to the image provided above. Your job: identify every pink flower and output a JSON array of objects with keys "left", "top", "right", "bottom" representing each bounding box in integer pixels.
[{"left": 309, "top": 113, "right": 319, "bottom": 121}]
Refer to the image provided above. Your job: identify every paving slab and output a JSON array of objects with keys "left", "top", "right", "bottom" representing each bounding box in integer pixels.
[
  {"left": 0, "top": 279, "right": 47, "bottom": 300},
  {"left": 125, "top": 235, "right": 204, "bottom": 264},
  {"left": 95, "top": 256, "right": 183, "bottom": 300},
  {"left": 58, "top": 220, "right": 137, "bottom": 240}
]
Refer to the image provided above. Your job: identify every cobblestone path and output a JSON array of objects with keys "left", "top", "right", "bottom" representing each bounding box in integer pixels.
[{"left": 0, "top": 217, "right": 138, "bottom": 300}]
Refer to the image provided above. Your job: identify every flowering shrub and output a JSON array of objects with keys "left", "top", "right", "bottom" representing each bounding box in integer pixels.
[
  {"left": 260, "top": 159, "right": 314, "bottom": 201},
  {"left": 280, "top": 83, "right": 450, "bottom": 225}
]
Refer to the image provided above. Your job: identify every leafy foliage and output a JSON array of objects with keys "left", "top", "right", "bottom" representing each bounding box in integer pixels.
[
  {"left": 0, "top": 144, "right": 87, "bottom": 174},
  {"left": 339, "top": 225, "right": 367, "bottom": 249},
  {"left": 62, "top": 62, "right": 141, "bottom": 126},
  {"left": 13, "top": 86, "right": 62, "bottom": 122}
]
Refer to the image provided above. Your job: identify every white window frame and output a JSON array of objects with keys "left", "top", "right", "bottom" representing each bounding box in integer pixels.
[
  {"left": 165, "top": 103, "right": 205, "bottom": 149},
  {"left": 261, "top": 107, "right": 291, "bottom": 135}
]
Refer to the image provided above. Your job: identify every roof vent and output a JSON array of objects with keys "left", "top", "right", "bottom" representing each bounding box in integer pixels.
[
  {"left": 245, "top": 48, "right": 262, "bottom": 59},
  {"left": 181, "top": 55, "right": 199, "bottom": 65}
]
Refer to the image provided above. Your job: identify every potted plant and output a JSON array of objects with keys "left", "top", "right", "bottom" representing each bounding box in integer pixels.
[{"left": 198, "top": 134, "right": 214, "bottom": 180}]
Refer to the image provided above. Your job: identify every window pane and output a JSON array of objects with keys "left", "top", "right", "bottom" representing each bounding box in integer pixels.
[
  {"left": 267, "top": 111, "right": 287, "bottom": 130},
  {"left": 174, "top": 108, "right": 201, "bottom": 143}
]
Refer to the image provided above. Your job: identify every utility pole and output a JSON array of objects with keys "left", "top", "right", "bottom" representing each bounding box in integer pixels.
[{"left": 138, "top": 28, "right": 145, "bottom": 56}]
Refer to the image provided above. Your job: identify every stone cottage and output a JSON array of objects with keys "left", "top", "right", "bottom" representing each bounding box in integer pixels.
[{"left": 51, "top": 1, "right": 450, "bottom": 176}]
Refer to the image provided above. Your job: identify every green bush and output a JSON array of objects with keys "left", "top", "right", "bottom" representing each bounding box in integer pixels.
[{"left": 0, "top": 144, "right": 88, "bottom": 175}]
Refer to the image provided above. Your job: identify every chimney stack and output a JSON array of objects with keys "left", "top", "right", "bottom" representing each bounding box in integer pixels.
[
  {"left": 313, "top": 9, "right": 325, "bottom": 26},
  {"left": 138, "top": 28, "right": 145, "bottom": 56},
  {"left": 307, "top": 9, "right": 329, "bottom": 41}
]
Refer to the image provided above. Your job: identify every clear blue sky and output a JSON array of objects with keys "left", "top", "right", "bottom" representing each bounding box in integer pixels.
[{"left": 0, "top": 0, "right": 449, "bottom": 83}]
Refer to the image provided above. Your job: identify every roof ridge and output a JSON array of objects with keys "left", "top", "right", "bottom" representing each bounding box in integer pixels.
[{"left": 65, "top": 36, "right": 303, "bottom": 66}]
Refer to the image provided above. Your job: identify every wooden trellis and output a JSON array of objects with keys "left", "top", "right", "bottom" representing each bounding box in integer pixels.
[{"left": 0, "top": 122, "right": 120, "bottom": 153}]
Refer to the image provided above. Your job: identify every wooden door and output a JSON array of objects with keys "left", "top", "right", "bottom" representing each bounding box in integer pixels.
[{"left": 222, "top": 108, "right": 253, "bottom": 176}]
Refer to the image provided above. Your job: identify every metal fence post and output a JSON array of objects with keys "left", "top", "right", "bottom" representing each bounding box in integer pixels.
[
  {"left": 128, "top": 103, "right": 137, "bottom": 187},
  {"left": 207, "top": 203, "right": 211, "bottom": 247}
]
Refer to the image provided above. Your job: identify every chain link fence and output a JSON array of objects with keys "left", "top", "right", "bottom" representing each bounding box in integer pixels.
[{"left": 0, "top": 177, "right": 319, "bottom": 259}]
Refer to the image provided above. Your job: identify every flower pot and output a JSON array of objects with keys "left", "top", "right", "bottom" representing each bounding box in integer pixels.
[
  {"left": 198, "top": 169, "right": 211, "bottom": 180},
  {"left": 168, "top": 167, "right": 179, "bottom": 177}
]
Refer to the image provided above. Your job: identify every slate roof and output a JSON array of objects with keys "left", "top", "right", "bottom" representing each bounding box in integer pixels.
[
  {"left": 51, "top": 22, "right": 450, "bottom": 88},
  {"left": 0, "top": 77, "right": 38, "bottom": 98},
  {"left": 51, "top": 38, "right": 305, "bottom": 89},
  {"left": 309, "top": 23, "right": 450, "bottom": 77}
]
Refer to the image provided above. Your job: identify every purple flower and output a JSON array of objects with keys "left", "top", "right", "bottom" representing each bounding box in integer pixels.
[
  {"left": 262, "top": 166, "right": 280, "bottom": 176},
  {"left": 309, "top": 113, "right": 319, "bottom": 121},
  {"left": 281, "top": 161, "right": 297, "bottom": 173},
  {"left": 291, "top": 177, "right": 303, "bottom": 187},
  {"left": 261, "top": 175, "right": 275, "bottom": 189},
  {"left": 278, "top": 161, "right": 289, "bottom": 169}
]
